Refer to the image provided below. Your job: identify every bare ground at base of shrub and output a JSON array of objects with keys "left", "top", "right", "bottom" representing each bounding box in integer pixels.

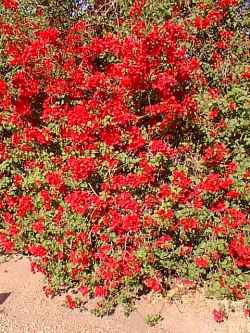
[{"left": 0, "top": 257, "right": 249, "bottom": 333}]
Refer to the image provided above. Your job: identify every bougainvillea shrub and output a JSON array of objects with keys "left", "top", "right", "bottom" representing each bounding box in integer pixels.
[{"left": 0, "top": 0, "right": 249, "bottom": 316}]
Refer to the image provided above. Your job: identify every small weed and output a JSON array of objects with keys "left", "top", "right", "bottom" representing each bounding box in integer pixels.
[{"left": 145, "top": 313, "right": 163, "bottom": 327}]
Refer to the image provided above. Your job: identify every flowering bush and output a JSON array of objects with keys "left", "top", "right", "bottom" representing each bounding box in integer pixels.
[{"left": 0, "top": 0, "right": 249, "bottom": 316}]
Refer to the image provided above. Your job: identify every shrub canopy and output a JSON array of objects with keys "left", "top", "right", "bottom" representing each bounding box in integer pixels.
[{"left": 0, "top": 0, "right": 249, "bottom": 316}]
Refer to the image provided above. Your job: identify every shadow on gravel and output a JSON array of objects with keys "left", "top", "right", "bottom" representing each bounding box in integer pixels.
[{"left": 0, "top": 292, "right": 11, "bottom": 305}]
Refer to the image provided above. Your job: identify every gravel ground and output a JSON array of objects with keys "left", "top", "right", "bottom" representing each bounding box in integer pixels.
[{"left": 0, "top": 257, "right": 249, "bottom": 333}]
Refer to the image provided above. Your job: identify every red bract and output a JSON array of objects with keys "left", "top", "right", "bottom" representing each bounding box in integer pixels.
[
  {"left": 212, "top": 308, "right": 225, "bottom": 323},
  {"left": 195, "top": 257, "right": 209, "bottom": 269},
  {"left": 65, "top": 191, "right": 92, "bottom": 215},
  {"left": 129, "top": 0, "right": 146, "bottom": 17},
  {"left": 95, "top": 286, "right": 108, "bottom": 298},
  {"left": 144, "top": 276, "right": 161, "bottom": 292},
  {"left": 67, "top": 157, "right": 96, "bottom": 181},
  {"left": 2, "top": 0, "right": 18, "bottom": 11},
  {"left": 16, "top": 196, "right": 34, "bottom": 217},
  {"left": 28, "top": 245, "right": 47, "bottom": 257},
  {"left": 180, "top": 218, "right": 198, "bottom": 232},
  {"left": 46, "top": 172, "right": 64, "bottom": 188},
  {"left": 79, "top": 285, "right": 88, "bottom": 296},
  {"left": 218, "top": 0, "right": 239, "bottom": 8},
  {"left": 203, "top": 143, "right": 228, "bottom": 166},
  {"left": 65, "top": 295, "right": 76, "bottom": 309},
  {"left": 39, "top": 190, "right": 52, "bottom": 211},
  {"left": 0, "top": 80, "right": 7, "bottom": 95},
  {"left": 229, "top": 236, "right": 250, "bottom": 268},
  {"left": 32, "top": 219, "right": 45, "bottom": 234},
  {"left": 36, "top": 27, "right": 59, "bottom": 44},
  {"left": 0, "top": 233, "right": 14, "bottom": 253},
  {"left": 244, "top": 308, "right": 250, "bottom": 318}
]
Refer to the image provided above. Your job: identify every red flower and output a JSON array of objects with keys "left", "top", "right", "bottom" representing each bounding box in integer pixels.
[
  {"left": 226, "top": 189, "right": 240, "bottom": 200},
  {"left": 226, "top": 162, "right": 238, "bottom": 174},
  {"left": 122, "top": 215, "right": 141, "bottom": 233},
  {"left": 210, "top": 199, "right": 226, "bottom": 213},
  {"left": 13, "top": 174, "right": 23, "bottom": 187},
  {"left": 158, "top": 184, "right": 171, "bottom": 199},
  {"left": 0, "top": 143, "right": 7, "bottom": 161},
  {"left": 144, "top": 276, "right": 161, "bottom": 292},
  {"left": 240, "top": 67, "right": 250, "bottom": 79},
  {"left": 115, "top": 192, "right": 140, "bottom": 213},
  {"left": 158, "top": 209, "right": 174, "bottom": 220},
  {"left": 193, "top": 196, "right": 204, "bottom": 209},
  {"left": 46, "top": 172, "right": 64, "bottom": 188},
  {"left": 173, "top": 170, "right": 191, "bottom": 189},
  {"left": 0, "top": 80, "right": 7, "bottom": 95},
  {"left": 39, "top": 190, "right": 52, "bottom": 211},
  {"left": 36, "top": 27, "right": 58, "bottom": 44},
  {"left": 0, "top": 234, "right": 14, "bottom": 253},
  {"left": 229, "top": 236, "right": 250, "bottom": 268},
  {"left": 28, "top": 245, "right": 47, "bottom": 257},
  {"left": 79, "top": 286, "right": 89, "bottom": 296},
  {"left": 195, "top": 257, "right": 209, "bottom": 268},
  {"left": 66, "top": 295, "right": 76, "bottom": 309},
  {"left": 208, "top": 88, "right": 220, "bottom": 99},
  {"left": 244, "top": 308, "right": 250, "bottom": 318},
  {"left": 209, "top": 108, "right": 219, "bottom": 120},
  {"left": 218, "top": 0, "right": 238, "bottom": 8},
  {"left": 95, "top": 286, "right": 108, "bottom": 298},
  {"left": 100, "top": 129, "right": 121, "bottom": 146},
  {"left": 180, "top": 217, "right": 198, "bottom": 232},
  {"left": 244, "top": 282, "right": 250, "bottom": 291},
  {"left": 65, "top": 191, "right": 91, "bottom": 215},
  {"left": 194, "top": 16, "right": 204, "bottom": 30},
  {"left": 212, "top": 309, "right": 225, "bottom": 323},
  {"left": 156, "top": 235, "right": 172, "bottom": 249},
  {"left": 67, "top": 157, "right": 96, "bottom": 181},
  {"left": 43, "top": 286, "right": 54, "bottom": 298},
  {"left": 203, "top": 143, "right": 227, "bottom": 166},
  {"left": 228, "top": 101, "right": 237, "bottom": 111},
  {"left": 2, "top": 0, "right": 18, "bottom": 10},
  {"left": 129, "top": 0, "right": 146, "bottom": 17},
  {"left": 182, "top": 279, "right": 195, "bottom": 288},
  {"left": 16, "top": 196, "right": 34, "bottom": 217},
  {"left": 8, "top": 225, "right": 19, "bottom": 237},
  {"left": 230, "top": 287, "right": 244, "bottom": 300},
  {"left": 32, "top": 219, "right": 45, "bottom": 234}
]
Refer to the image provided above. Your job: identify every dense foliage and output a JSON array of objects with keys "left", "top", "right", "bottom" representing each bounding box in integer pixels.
[{"left": 0, "top": 0, "right": 249, "bottom": 317}]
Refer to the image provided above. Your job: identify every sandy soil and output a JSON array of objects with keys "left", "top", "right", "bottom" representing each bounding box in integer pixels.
[{"left": 0, "top": 257, "right": 249, "bottom": 333}]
